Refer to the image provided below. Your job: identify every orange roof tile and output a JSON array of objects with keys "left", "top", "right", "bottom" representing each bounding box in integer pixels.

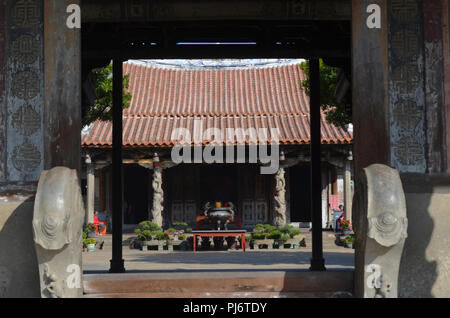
[{"left": 82, "top": 62, "right": 353, "bottom": 147}]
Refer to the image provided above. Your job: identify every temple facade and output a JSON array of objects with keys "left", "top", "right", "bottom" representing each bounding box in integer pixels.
[{"left": 81, "top": 61, "right": 354, "bottom": 231}]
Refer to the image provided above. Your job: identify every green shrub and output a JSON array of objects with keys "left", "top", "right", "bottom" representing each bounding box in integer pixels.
[
  {"left": 178, "top": 233, "right": 187, "bottom": 241},
  {"left": 155, "top": 232, "right": 169, "bottom": 241},
  {"left": 345, "top": 236, "right": 355, "bottom": 243},
  {"left": 84, "top": 238, "right": 96, "bottom": 245},
  {"left": 254, "top": 224, "right": 277, "bottom": 233},
  {"left": 135, "top": 228, "right": 154, "bottom": 241},
  {"left": 280, "top": 234, "right": 290, "bottom": 242},
  {"left": 142, "top": 230, "right": 153, "bottom": 240},
  {"left": 166, "top": 227, "right": 177, "bottom": 234},
  {"left": 263, "top": 224, "right": 277, "bottom": 232},
  {"left": 289, "top": 229, "right": 301, "bottom": 238},
  {"left": 279, "top": 225, "right": 294, "bottom": 234},
  {"left": 251, "top": 232, "right": 266, "bottom": 240},
  {"left": 173, "top": 222, "right": 188, "bottom": 229},
  {"left": 267, "top": 230, "right": 282, "bottom": 240},
  {"left": 82, "top": 232, "right": 87, "bottom": 240},
  {"left": 136, "top": 221, "right": 160, "bottom": 232},
  {"left": 185, "top": 227, "right": 193, "bottom": 233}
]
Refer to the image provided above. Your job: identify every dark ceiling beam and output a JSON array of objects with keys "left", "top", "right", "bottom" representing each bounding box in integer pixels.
[{"left": 81, "top": 0, "right": 352, "bottom": 23}]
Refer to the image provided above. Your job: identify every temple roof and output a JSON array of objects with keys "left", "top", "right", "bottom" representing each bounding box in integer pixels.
[{"left": 82, "top": 61, "right": 353, "bottom": 147}]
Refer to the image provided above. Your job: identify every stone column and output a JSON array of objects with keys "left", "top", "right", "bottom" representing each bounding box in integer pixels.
[
  {"left": 151, "top": 154, "right": 164, "bottom": 228},
  {"left": 148, "top": 168, "right": 153, "bottom": 221},
  {"left": 274, "top": 167, "right": 286, "bottom": 227},
  {"left": 86, "top": 162, "right": 95, "bottom": 225},
  {"left": 343, "top": 154, "right": 353, "bottom": 221}
]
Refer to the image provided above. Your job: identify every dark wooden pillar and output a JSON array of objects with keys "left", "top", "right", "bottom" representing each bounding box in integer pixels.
[
  {"left": 109, "top": 59, "right": 125, "bottom": 273},
  {"left": 309, "top": 58, "right": 326, "bottom": 271}
]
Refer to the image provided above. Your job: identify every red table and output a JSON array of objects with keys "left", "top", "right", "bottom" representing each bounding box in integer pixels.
[{"left": 192, "top": 230, "right": 247, "bottom": 252}]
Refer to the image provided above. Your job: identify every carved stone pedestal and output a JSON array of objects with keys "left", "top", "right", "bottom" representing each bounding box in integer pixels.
[
  {"left": 353, "top": 164, "right": 408, "bottom": 298},
  {"left": 32, "top": 167, "right": 85, "bottom": 298}
]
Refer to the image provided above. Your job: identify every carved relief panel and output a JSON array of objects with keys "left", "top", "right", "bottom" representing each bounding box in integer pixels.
[
  {"left": 5, "top": 0, "right": 44, "bottom": 182},
  {"left": 388, "top": 0, "right": 426, "bottom": 173}
]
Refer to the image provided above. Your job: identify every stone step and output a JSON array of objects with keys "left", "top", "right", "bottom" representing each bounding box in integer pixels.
[
  {"left": 83, "top": 270, "right": 353, "bottom": 298},
  {"left": 84, "top": 291, "right": 345, "bottom": 298}
]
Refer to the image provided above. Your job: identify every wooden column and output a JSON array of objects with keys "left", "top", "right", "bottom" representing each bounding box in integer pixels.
[
  {"left": 109, "top": 59, "right": 125, "bottom": 273},
  {"left": 309, "top": 58, "right": 326, "bottom": 271}
]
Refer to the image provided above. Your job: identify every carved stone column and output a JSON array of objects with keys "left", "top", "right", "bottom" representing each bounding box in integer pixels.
[
  {"left": 353, "top": 164, "right": 408, "bottom": 298},
  {"left": 151, "top": 154, "right": 164, "bottom": 227},
  {"left": 274, "top": 168, "right": 287, "bottom": 227},
  {"left": 32, "top": 167, "right": 84, "bottom": 298}
]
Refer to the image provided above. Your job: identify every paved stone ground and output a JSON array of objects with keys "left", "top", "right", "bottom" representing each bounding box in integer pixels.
[{"left": 83, "top": 231, "right": 354, "bottom": 273}]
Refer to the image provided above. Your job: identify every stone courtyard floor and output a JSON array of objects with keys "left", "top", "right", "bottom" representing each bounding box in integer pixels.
[{"left": 82, "top": 231, "right": 354, "bottom": 273}]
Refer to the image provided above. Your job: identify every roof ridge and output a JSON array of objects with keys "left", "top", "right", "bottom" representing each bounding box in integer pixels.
[
  {"left": 121, "top": 111, "right": 327, "bottom": 118},
  {"left": 125, "top": 59, "right": 304, "bottom": 71}
]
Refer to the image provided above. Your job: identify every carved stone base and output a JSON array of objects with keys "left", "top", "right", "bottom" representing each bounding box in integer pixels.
[
  {"left": 32, "top": 167, "right": 84, "bottom": 298},
  {"left": 353, "top": 164, "right": 407, "bottom": 298}
]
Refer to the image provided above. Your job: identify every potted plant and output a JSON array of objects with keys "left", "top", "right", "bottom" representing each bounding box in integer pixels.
[
  {"left": 267, "top": 229, "right": 283, "bottom": 248},
  {"left": 136, "top": 220, "right": 161, "bottom": 232},
  {"left": 344, "top": 235, "right": 355, "bottom": 249},
  {"left": 172, "top": 222, "right": 188, "bottom": 231},
  {"left": 283, "top": 228, "right": 305, "bottom": 248},
  {"left": 84, "top": 223, "right": 97, "bottom": 238},
  {"left": 338, "top": 219, "right": 352, "bottom": 234},
  {"left": 134, "top": 221, "right": 161, "bottom": 250},
  {"left": 82, "top": 232, "right": 88, "bottom": 251},
  {"left": 267, "top": 229, "right": 282, "bottom": 240},
  {"left": 276, "top": 234, "right": 291, "bottom": 249},
  {"left": 279, "top": 225, "right": 294, "bottom": 234},
  {"left": 135, "top": 229, "right": 154, "bottom": 250},
  {"left": 84, "top": 238, "right": 96, "bottom": 252},
  {"left": 167, "top": 229, "right": 188, "bottom": 251},
  {"left": 289, "top": 229, "right": 302, "bottom": 238},
  {"left": 147, "top": 231, "right": 169, "bottom": 251},
  {"left": 251, "top": 225, "right": 275, "bottom": 249},
  {"left": 177, "top": 233, "right": 188, "bottom": 251},
  {"left": 165, "top": 227, "right": 177, "bottom": 240}
]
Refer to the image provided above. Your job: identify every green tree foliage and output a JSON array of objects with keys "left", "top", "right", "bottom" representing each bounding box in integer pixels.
[
  {"left": 83, "top": 63, "right": 132, "bottom": 126},
  {"left": 299, "top": 60, "right": 351, "bottom": 127}
]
